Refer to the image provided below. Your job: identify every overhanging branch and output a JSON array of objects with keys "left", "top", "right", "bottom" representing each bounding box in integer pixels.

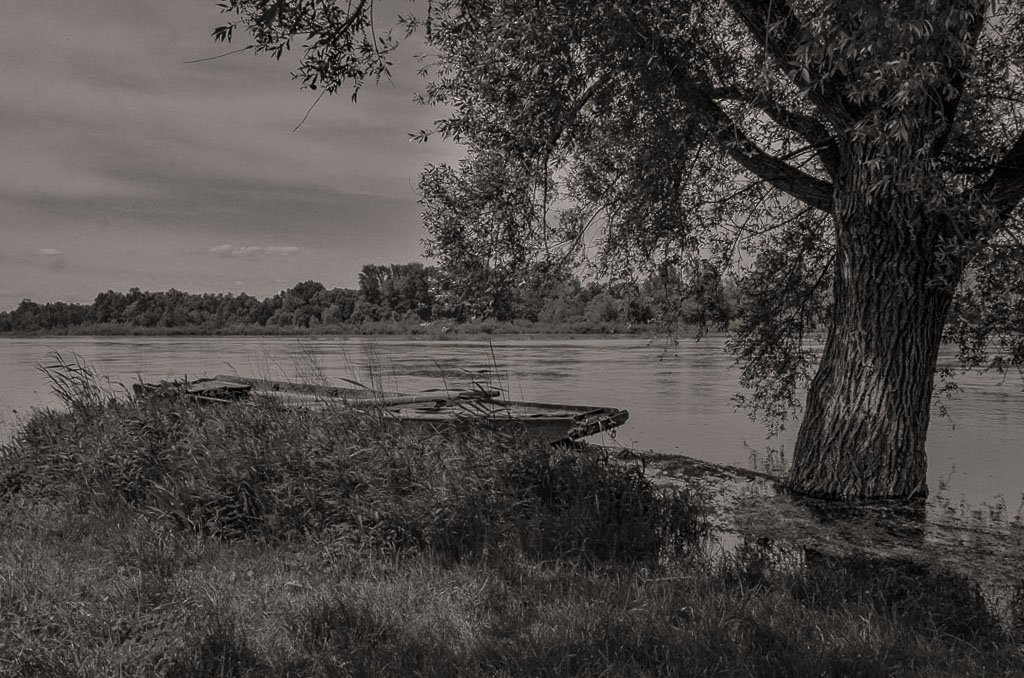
[
  {"left": 711, "top": 86, "right": 840, "bottom": 177},
  {"left": 695, "top": 91, "right": 833, "bottom": 213},
  {"left": 726, "top": 0, "right": 859, "bottom": 128},
  {"left": 661, "top": 64, "right": 833, "bottom": 212}
]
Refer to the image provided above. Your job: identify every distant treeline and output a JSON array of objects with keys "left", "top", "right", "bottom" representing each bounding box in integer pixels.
[{"left": 0, "top": 262, "right": 742, "bottom": 335}]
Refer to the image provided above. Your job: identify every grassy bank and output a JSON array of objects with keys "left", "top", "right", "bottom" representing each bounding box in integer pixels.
[{"left": 1, "top": 390, "right": 1022, "bottom": 676}]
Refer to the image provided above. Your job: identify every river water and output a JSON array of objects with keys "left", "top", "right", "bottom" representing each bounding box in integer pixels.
[{"left": 1, "top": 335, "right": 1021, "bottom": 511}]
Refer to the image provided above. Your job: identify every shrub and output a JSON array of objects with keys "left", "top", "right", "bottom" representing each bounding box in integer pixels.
[{"left": 498, "top": 448, "right": 707, "bottom": 563}]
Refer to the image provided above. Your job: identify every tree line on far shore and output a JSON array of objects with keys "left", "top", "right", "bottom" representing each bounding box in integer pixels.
[{"left": 0, "top": 261, "right": 744, "bottom": 334}]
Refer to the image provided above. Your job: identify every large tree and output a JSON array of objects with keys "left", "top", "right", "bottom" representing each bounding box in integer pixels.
[{"left": 212, "top": 0, "right": 1024, "bottom": 499}]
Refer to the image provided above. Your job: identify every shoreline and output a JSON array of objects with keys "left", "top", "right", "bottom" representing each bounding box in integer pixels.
[
  {"left": 0, "top": 320, "right": 719, "bottom": 340},
  {"left": 0, "top": 329, "right": 704, "bottom": 340},
  {"left": 642, "top": 450, "right": 1024, "bottom": 616}
]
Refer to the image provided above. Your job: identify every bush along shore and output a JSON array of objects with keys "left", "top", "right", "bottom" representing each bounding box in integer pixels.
[
  {"left": 0, "top": 317, "right": 674, "bottom": 338},
  {"left": 1, "top": 384, "right": 1023, "bottom": 676},
  {"left": 0, "top": 264, "right": 740, "bottom": 336}
]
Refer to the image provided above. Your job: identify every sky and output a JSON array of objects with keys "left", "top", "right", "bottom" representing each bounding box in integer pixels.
[{"left": 0, "top": 1, "right": 463, "bottom": 311}]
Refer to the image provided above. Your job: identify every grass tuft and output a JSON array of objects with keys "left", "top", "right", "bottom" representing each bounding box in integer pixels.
[{"left": 163, "top": 618, "right": 269, "bottom": 678}]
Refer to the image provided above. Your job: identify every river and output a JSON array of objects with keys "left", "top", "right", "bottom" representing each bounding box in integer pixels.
[{"left": 1, "top": 335, "right": 1021, "bottom": 512}]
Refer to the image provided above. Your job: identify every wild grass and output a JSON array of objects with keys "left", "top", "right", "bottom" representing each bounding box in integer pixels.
[
  {"left": 3, "top": 393, "right": 703, "bottom": 561},
  {"left": 0, "top": 364, "right": 1022, "bottom": 676}
]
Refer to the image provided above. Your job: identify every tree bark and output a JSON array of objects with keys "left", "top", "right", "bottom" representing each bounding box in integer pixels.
[{"left": 788, "top": 201, "right": 963, "bottom": 500}]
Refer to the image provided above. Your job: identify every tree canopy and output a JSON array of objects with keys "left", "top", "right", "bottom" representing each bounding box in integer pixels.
[{"left": 211, "top": 0, "right": 1024, "bottom": 499}]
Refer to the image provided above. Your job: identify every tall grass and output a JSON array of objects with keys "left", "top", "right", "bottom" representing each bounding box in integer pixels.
[
  {"left": 3, "top": 361, "right": 706, "bottom": 563},
  {"left": 36, "top": 350, "right": 123, "bottom": 413},
  {"left": 0, "top": 361, "right": 1021, "bottom": 676}
]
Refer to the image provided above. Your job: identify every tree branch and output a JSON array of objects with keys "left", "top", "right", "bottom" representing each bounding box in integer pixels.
[
  {"left": 725, "top": 0, "right": 859, "bottom": 127},
  {"left": 970, "top": 128, "right": 1024, "bottom": 221},
  {"left": 659, "top": 60, "right": 833, "bottom": 212},
  {"left": 694, "top": 90, "right": 833, "bottom": 213},
  {"left": 932, "top": 7, "right": 986, "bottom": 157},
  {"left": 711, "top": 86, "right": 840, "bottom": 176},
  {"left": 549, "top": 71, "right": 614, "bottom": 147}
]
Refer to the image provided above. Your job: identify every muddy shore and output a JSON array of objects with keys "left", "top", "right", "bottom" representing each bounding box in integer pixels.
[{"left": 642, "top": 452, "right": 1024, "bottom": 619}]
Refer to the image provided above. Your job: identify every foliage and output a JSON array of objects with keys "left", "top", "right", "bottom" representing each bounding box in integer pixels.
[
  {"left": 946, "top": 239, "right": 1024, "bottom": 374},
  {"left": 0, "top": 263, "right": 740, "bottom": 334},
  {"left": 205, "top": 0, "right": 1024, "bottom": 498},
  {"left": 727, "top": 214, "right": 834, "bottom": 431}
]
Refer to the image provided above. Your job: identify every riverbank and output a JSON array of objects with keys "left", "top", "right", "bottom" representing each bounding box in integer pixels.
[
  {"left": 1, "top": 391, "right": 1021, "bottom": 676},
  {"left": 0, "top": 319, "right": 709, "bottom": 339}
]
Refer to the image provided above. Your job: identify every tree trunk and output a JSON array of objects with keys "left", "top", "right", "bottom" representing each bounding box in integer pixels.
[{"left": 788, "top": 204, "right": 962, "bottom": 500}]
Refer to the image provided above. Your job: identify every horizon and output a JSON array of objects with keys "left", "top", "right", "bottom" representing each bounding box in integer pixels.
[{"left": 0, "top": 1, "right": 463, "bottom": 313}]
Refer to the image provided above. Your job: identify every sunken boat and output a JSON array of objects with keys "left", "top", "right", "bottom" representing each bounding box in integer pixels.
[{"left": 134, "top": 374, "right": 628, "bottom": 445}]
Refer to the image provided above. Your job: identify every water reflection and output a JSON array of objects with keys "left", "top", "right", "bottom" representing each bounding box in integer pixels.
[{"left": 685, "top": 466, "right": 1024, "bottom": 635}]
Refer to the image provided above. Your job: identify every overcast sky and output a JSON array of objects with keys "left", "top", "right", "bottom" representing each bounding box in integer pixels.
[{"left": 0, "top": 1, "right": 463, "bottom": 311}]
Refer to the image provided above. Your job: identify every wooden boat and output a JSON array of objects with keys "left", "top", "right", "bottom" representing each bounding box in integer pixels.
[
  {"left": 211, "top": 374, "right": 501, "bottom": 407},
  {"left": 134, "top": 374, "right": 628, "bottom": 444},
  {"left": 377, "top": 397, "right": 629, "bottom": 444},
  {"left": 132, "top": 377, "right": 254, "bottom": 403}
]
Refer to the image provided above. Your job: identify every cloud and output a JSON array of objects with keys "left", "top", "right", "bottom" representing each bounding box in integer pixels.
[
  {"left": 35, "top": 248, "right": 68, "bottom": 272},
  {"left": 210, "top": 244, "right": 301, "bottom": 258},
  {"left": 0, "top": 1, "right": 462, "bottom": 309}
]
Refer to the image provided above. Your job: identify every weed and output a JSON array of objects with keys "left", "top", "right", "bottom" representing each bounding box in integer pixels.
[{"left": 36, "top": 350, "right": 122, "bottom": 414}]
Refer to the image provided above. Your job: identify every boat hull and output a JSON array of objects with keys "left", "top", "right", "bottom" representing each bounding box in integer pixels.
[
  {"left": 379, "top": 398, "right": 629, "bottom": 444},
  {"left": 135, "top": 375, "right": 628, "bottom": 445}
]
